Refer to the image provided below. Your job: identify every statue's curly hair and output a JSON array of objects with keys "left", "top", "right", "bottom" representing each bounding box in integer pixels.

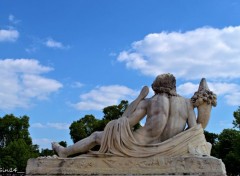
[{"left": 151, "top": 73, "right": 178, "bottom": 97}]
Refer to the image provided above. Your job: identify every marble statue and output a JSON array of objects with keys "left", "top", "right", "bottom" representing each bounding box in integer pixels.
[
  {"left": 52, "top": 73, "right": 217, "bottom": 158},
  {"left": 27, "top": 73, "right": 226, "bottom": 175}
]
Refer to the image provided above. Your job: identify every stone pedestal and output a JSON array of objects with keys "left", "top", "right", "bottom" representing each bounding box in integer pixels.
[{"left": 26, "top": 155, "right": 226, "bottom": 176}]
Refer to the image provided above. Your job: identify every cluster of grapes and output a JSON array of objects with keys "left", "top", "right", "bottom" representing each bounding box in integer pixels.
[{"left": 191, "top": 89, "right": 217, "bottom": 107}]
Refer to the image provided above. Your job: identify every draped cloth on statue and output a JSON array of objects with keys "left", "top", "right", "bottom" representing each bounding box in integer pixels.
[{"left": 92, "top": 117, "right": 210, "bottom": 157}]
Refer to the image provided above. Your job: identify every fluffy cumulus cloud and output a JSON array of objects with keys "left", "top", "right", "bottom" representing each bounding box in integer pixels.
[
  {"left": 0, "top": 29, "right": 19, "bottom": 42},
  {"left": 118, "top": 26, "right": 240, "bottom": 80},
  {"left": 118, "top": 26, "right": 240, "bottom": 106},
  {"left": 73, "top": 85, "right": 138, "bottom": 111},
  {"left": 0, "top": 59, "right": 63, "bottom": 109}
]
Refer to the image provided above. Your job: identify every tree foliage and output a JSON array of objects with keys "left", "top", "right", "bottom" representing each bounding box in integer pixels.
[
  {"left": 205, "top": 108, "right": 240, "bottom": 176},
  {"left": 214, "top": 129, "right": 240, "bottom": 175},
  {"left": 102, "top": 100, "right": 128, "bottom": 122},
  {"left": 233, "top": 106, "right": 240, "bottom": 129},
  {"left": 0, "top": 114, "right": 32, "bottom": 148},
  {"left": 40, "top": 148, "right": 55, "bottom": 157},
  {"left": 204, "top": 130, "right": 218, "bottom": 145},
  {"left": 0, "top": 114, "right": 39, "bottom": 172},
  {"left": 69, "top": 115, "right": 100, "bottom": 143},
  {"left": 1, "top": 139, "right": 39, "bottom": 171},
  {"left": 59, "top": 141, "right": 67, "bottom": 147}
]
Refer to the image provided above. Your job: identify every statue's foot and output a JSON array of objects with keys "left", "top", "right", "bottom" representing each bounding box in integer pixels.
[{"left": 51, "top": 142, "right": 68, "bottom": 158}]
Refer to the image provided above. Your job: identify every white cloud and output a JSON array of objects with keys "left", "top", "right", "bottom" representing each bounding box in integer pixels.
[
  {"left": 45, "top": 38, "right": 68, "bottom": 49},
  {"left": 178, "top": 82, "right": 240, "bottom": 96},
  {"left": 177, "top": 82, "right": 199, "bottom": 96},
  {"left": 73, "top": 85, "right": 137, "bottom": 111},
  {"left": 25, "top": 47, "right": 37, "bottom": 53},
  {"left": 177, "top": 81, "right": 240, "bottom": 106},
  {"left": 32, "top": 122, "right": 70, "bottom": 130},
  {"left": 21, "top": 74, "right": 62, "bottom": 99},
  {"left": 0, "top": 29, "right": 19, "bottom": 42},
  {"left": 118, "top": 26, "right": 240, "bottom": 80},
  {"left": 47, "top": 123, "right": 69, "bottom": 130},
  {"left": 208, "top": 82, "right": 240, "bottom": 96},
  {"left": 32, "top": 123, "right": 45, "bottom": 128},
  {"left": 225, "top": 93, "right": 240, "bottom": 106},
  {"left": 0, "top": 59, "right": 62, "bottom": 109}
]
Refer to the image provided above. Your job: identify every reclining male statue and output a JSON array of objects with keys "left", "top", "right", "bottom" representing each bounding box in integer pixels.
[{"left": 52, "top": 73, "right": 217, "bottom": 158}]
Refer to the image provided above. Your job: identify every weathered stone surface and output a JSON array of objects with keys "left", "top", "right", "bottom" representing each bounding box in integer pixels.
[{"left": 26, "top": 155, "right": 226, "bottom": 176}]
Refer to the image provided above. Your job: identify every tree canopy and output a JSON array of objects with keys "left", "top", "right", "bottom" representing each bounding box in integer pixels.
[
  {"left": 0, "top": 114, "right": 32, "bottom": 148},
  {"left": 233, "top": 106, "right": 240, "bottom": 129},
  {"left": 204, "top": 107, "right": 240, "bottom": 175},
  {"left": 0, "top": 114, "right": 39, "bottom": 172},
  {"left": 214, "top": 129, "right": 240, "bottom": 175},
  {"left": 69, "top": 114, "right": 100, "bottom": 143}
]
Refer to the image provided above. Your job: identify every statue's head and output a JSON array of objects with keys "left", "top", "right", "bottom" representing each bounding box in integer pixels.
[{"left": 151, "top": 73, "right": 177, "bottom": 96}]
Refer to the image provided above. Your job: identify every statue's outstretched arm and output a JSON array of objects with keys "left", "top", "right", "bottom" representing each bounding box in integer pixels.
[{"left": 191, "top": 78, "right": 217, "bottom": 129}]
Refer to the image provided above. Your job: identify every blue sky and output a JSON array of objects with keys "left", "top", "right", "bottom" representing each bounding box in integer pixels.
[{"left": 1, "top": 0, "right": 240, "bottom": 149}]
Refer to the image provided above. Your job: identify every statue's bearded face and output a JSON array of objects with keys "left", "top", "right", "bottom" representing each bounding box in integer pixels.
[{"left": 151, "top": 74, "right": 177, "bottom": 95}]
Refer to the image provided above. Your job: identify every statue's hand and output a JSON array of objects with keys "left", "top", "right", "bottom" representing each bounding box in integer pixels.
[{"left": 191, "top": 78, "right": 217, "bottom": 108}]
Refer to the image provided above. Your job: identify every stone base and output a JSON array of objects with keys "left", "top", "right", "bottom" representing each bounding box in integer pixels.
[{"left": 26, "top": 155, "right": 226, "bottom": 176}]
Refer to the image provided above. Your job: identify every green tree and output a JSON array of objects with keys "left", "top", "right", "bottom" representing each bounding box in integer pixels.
[
  {"left": 0, "top": 114, "right": 39, "bottom": 172},
  {"left": 233, "top": 106, "right": 240, "bottom": 129},
  {"left": 102, "top": 100, "right": 128, "bottom": 122},
  {"left": 1, "top": 139, "right": 38, "bottom": 171},
  {"left": 0, "top": 114, "right": 32, "bottom": 148},
  {"left": 214, "top": 129, "right": 240, "bottom": 175},
  {"left": 59, "top": 141, "right": 67, "bottom": 147},
  {"left": 69, "top": 115, "right": 100, "bottom": 143},
  {"left": 40, "top": 148, "right": 55, "bottom": 157}
]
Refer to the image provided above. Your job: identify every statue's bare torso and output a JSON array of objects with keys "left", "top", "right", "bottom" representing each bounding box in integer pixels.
[{"left": 131, "top": 93, "right": 196, "bottom": 144}]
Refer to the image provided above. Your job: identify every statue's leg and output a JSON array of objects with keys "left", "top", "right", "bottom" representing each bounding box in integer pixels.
[{"left": 52, "top": 131, "right": 103, "bottom": 157}]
